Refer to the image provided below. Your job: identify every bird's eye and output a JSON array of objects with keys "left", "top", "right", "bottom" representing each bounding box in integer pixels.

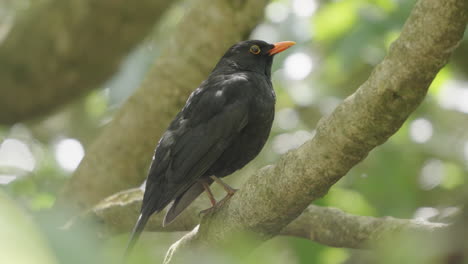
[{"left": 249, "top": 45, "right": 261, "bottom": 55}]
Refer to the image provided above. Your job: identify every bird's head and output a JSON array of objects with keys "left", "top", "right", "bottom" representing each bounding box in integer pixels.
[{"left": 214, "top": 40, "right": 296, "bottom": 78}]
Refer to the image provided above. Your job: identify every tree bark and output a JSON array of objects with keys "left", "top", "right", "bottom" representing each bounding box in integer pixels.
[
  {"left": 72, "top": 188, "right": 447, "bottom": 250},
  {"left": 58, "top": 0, "right": 271, "bottom": 211},
  {"left": 161, "top": 0, "right": 468, "bottom": 262},
  {"left": 0, "top": 0, "right": 172, "bottom": 124}
]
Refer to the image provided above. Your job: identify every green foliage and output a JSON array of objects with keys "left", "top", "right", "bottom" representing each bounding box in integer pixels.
[{"left": 0, "top": 191, "right": 58, "bottom": 264}]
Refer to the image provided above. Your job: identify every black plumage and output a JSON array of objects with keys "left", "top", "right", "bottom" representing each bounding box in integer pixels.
[{"left": 125, "top": 40, "right": 295, "bottom": 255}]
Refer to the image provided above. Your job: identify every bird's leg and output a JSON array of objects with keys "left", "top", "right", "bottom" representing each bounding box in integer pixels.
[
  {"left": 199, "top": 180, "right": 217, "bottom": 216},
  {"left": 199, "top": 176, "right": 238, "bottom": 216},
  {"left": 210, "top": 175, "right": 238, "bottom": 195},
  {"left": 202, "top": 181, "right": 217, "bottom": 207},
  {"left": 210, "top": 175, "right": 238, "bottom": 205}
]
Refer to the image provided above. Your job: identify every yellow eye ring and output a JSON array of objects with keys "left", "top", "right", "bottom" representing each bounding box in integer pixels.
[{"left": 249, "top": 45, "right": 261, "bottom": 55}]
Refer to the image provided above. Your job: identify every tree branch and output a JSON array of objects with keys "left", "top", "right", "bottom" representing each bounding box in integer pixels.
[
  {"left": 58, "top": 0, "right": 271, "bottom": 211},
  {"left": 74, "top": 188, "right": 448, "bottom": 250},
  {"left": 161, "top": 0, "right": 467, "bottom": 262},
  {"left": 282, "top": 205, "right": 447, "bottom": 249},
  {"left": 0, "top": 0, "right": 172, "bottom": 124}
]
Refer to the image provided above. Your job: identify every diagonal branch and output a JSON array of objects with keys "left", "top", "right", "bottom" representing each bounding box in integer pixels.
[
  {"left": 77, "top": 188, "right": 447, "bottom": 249},
  {"left": 0, "top": 0, "right": 173, "bottom": 124},
  {"left": 162, "top": 0, "right": 468, "bottom": 262}
]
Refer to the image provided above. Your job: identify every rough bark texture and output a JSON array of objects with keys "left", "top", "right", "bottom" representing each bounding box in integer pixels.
[
  {"left": 161, "top": 0, "right": 468, "bottom": 262},
  {"left": 58, "top": 0, "right": 270, "bottom": 211},
  {"left": 0, "top": 0, "right": 172, "bottom": 124},
  {"left": 74, "top": 188, "right": 447, "bottom": 250}
]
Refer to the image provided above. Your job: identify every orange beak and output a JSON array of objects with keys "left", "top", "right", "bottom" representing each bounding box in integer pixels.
[{"left": 268, "top": 41, "right": 296, "bottom": 56}]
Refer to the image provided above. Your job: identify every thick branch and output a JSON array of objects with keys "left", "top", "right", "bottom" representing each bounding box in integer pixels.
[
  {"left": 83, "top": 188, "right": 447, "bottom": 249},
  {"left": 0, "top": 0, "right": 172, "bottom": 124},
  {"left": 58, "top": 0, "right": 270, "bottom": 211},
  {"left": 162, "top": 0, "right": 467, "bottom": 262}
]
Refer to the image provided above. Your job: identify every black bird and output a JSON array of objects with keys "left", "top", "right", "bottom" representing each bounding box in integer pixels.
[{"left": 125, "top": 40, "right": 295, "bottom": 255}]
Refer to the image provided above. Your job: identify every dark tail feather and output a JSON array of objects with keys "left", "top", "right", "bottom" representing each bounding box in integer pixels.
[
  {"left": 163, "top": 179, "right": 213, "bottom": 226},
  {"left": 124, "top": 213, "right": 151, "bottom": 260}
]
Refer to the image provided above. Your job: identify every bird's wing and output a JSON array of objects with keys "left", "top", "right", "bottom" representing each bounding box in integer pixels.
[
  {"left": 141, "top": 75, "right": 251, "bottom": 216},
  {"left": 126, "top": 87, "right": 249, "bottom": 255}
]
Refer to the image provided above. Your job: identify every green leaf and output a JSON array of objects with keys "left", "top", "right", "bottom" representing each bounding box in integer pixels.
[{"left": 313, "top": 1, "right": 359, "bottom": 43}]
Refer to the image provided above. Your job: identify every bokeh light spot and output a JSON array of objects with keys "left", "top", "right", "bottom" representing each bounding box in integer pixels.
[
  {"left": 409, "top": 118, "right": 433, "bottom": 143},
  {"left": 54, "top": 138, "right": 84, "bottom": 172},
  {"left": 292, "top": 0, "right": 318, "bottom": 17},
  {"left": 413, "top": 207, "right": 439, "bottom": 221},
  {"left": 284, "top": 52, "right": 314, "bottom": 80},
  {"left": 0, "top": 175, "right": 17, "bottom": 184},
  {"left": 265, "top": 2, "right": 289, "bottom": 23},
  {"left": 0, "top": 138, "right": 36, "bottom": 171},
  {"left": 438, "top": 80, "right": 468, "bottom": 113},
  {"left": 419, "top": 159, "right": 443, "bottom": 190}
]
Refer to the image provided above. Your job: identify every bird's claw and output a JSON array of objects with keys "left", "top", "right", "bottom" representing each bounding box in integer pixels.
[
  {"left": 199, "top": 206, "right": 215, "bottom": 216},
  {"left": 198, "top": 192, "right": 236, "bottom": 217},
  {"left": 226, "top": 188, "right": 239, "bottom": 196}
]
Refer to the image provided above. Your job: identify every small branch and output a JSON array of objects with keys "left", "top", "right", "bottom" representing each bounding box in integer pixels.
[
  {"left": 58, "top": 0, "right": 271, "bottom": 211},
  {"left": 81, "top": 188, "right": 448, "bottom": 249},
  {"left": 282, "top": 205, "right": 447, "bottom": 249},
  {"left": 0, "top": 0, "right": 172, "bottom": 123}
]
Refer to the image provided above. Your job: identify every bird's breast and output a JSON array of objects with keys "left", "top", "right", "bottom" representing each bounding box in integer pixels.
[{"left": 206, "top": 82, "right": 275, "bottom": 178}]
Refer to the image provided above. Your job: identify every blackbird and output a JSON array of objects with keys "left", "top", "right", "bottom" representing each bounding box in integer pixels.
[{"left": 125, "top": 40, "right": 295, "bottom": 255}]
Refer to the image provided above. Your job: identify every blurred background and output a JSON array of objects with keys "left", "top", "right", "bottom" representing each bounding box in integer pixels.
[{"left": 0, "top": 0, "right": 467, "bottom": 263}]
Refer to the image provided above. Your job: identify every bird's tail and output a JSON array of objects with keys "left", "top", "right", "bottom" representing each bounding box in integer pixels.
[{"left": 124, "top": 213, "right": 151, "bottom": 260}]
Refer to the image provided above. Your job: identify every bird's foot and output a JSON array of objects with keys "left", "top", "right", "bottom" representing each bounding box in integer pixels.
[
  {"left": 225, "top": 187, "right": 239, "bottom": 196},
  {"left": 199, "top": 206, "right": 215, "bottom": 216},
  {"left": 216, "top": 190, "right": 236, "bottom": 207},
  {"left": 198, "top": 190, "right": 237, "bottom": 216}
]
